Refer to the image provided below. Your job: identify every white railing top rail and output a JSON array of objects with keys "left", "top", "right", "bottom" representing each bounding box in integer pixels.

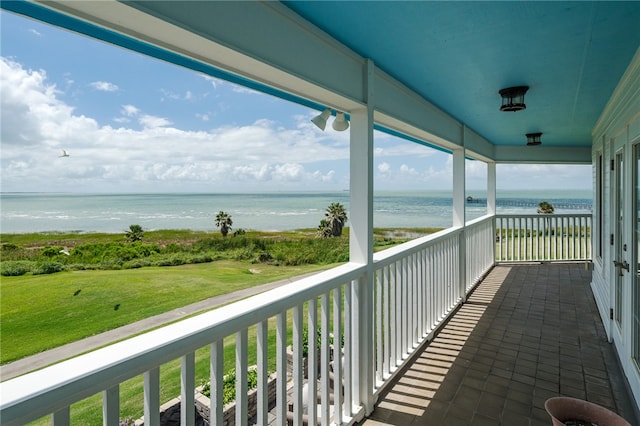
[
  {"left": 0, "top": 261, "right": 365, "bottom": 424},
  {"left": 496, "top": 213, "right": 592, "bottom": 219},
  {"left": 373, "top": 225, "right": 463, "bottom": 266},
  {"left": 465, "top": 214, "right": 494, "bottom": 228}
]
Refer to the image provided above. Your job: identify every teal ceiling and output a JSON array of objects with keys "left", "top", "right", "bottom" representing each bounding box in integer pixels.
[{"left": 284, "top": 1, "right": 640, "bottom": 148}]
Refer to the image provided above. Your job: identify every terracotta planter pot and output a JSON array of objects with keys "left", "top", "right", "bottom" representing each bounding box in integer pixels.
[{"left": 544, "top": 397, "right": 631, "bottom": 426}]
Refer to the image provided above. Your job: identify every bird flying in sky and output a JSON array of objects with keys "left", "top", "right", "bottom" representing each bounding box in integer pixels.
[{"left": 59, "top": 150, "right": 69, "bottom": 157}]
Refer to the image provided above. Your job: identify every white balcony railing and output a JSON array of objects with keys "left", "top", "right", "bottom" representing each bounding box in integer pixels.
[
  {"left": 0, "top": 214, "right": 582, "bottom": 426},
  {"left": 495, "top": 213, "right": 592, "bottom": 262}
]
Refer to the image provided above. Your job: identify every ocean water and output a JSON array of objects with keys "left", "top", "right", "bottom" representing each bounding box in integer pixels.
[{"left": 0, "top": 190, "right": 592, "bottom": 234}]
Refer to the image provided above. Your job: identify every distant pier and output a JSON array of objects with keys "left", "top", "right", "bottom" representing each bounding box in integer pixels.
[{"left": 465, "top": 196, "right": 591, "bottom": 210}]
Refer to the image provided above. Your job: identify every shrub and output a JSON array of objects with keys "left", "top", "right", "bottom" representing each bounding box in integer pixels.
[
  {"left": 1, "top": 243, "right": 21, "bottom": 252},
  {"left": 123, "top": 259, "right": 152, "bottom": 269},
  {"left": 41, "top": 246, "right": 63, "bottom": 258},
  {"left": 154, "top": 254, "right": 187, "bottom": 267},
  {"left": 1, "top": 261, "right": 32, "bottom": 276},
  {"left": 32, "top": 261, "right": 65, "bottom": 275},
  {"left": 201, "top": 367, "right": 259, "bottom": 405}
]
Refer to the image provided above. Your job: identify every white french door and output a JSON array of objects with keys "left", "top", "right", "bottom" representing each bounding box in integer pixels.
[{"left": 633, "top": 143, "right": 640, "bottom": 369}]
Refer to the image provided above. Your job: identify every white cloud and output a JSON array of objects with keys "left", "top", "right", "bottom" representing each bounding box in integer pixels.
[
  {"left": 196, "top": 113, "right": 210, "bottom": 122},
  {"left": 29, "top": 29, "right": 42, "bottom": 37},
  {"left": 200, "top": 74, "right": 220, "bottom": 89},
  {"left": 90, "top": 81, "right": 119, "bottom": 92},
  {"left": 161, "top": 88, "right": 198, "bottom": 102},
  {"left": 378, "top": 162, "right": 391, "bottom": 173},
  {"left": 0, "top": 56, "right": 592, "bottom": 193},
  {"left": 121, "top": 104, "right": 139, "bottom": 117},
  {"left": 0, "top": 57, "right": 350, "bottom": 192},
  {"left": 139, "top": 114, "right": 172, "bottom": 129}
]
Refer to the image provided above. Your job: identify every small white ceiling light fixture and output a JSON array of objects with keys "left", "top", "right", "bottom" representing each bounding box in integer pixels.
[
  {"left": 332, "top": 111, "right": 349, "bottom": 131},
  {"left": 311, "top": 108, "right": 350, "bottom": 132},
  {"left": 311, "top": 108, "right": 332, "bottom": 131}
]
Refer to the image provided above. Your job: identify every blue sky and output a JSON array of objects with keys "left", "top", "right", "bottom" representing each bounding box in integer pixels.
[{"left": 0, "top": 10, "right": 592, "bottom": 194}]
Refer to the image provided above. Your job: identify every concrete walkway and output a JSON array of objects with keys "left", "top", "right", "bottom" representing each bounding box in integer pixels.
[{"left": 0, "top": 273, "right": 316, "bottom": 381}]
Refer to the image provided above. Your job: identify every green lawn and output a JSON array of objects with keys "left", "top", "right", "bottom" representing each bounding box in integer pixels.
[{"left": 0, "top": 260, "right": 330, "bottom": 363}]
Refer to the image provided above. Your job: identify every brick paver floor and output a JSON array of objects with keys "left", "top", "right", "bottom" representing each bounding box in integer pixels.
[{"left": 359, "top": 263, "right": 638, "bottom": 426}]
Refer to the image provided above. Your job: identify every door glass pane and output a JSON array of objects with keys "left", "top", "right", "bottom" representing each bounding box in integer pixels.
[
  {"left": 616, "top": 152, "right": 623, "bottom": 326},
  {"left": 634, "top": 145, "right": 640, "bottom": 366}
]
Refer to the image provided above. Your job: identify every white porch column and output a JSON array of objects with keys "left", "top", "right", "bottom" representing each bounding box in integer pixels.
[
  {"left": 350, "top": 59, "right": 375, "bottom": 415},
  {"left": 453, "top": 141, "right": 466, "bottom": 302},
  {"left": 453, "top": 148, "right": 466, "bottom": 227},
  {"left": 488, "top": 162, "right": 497, "bottom": 266},
  {"left": 487, "top": 162, "right": 496, "bottom": 216}
]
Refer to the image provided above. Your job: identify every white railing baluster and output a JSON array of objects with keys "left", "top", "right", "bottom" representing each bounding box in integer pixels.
[
  {"left": 320, "top": 292, "right": 330, "bottom": 425},
  {"left": 144, "top": 367, "right": 160, "bottom": 426},
  {"left": 395, "top": 261, "right": 402, "bottom": 363},
  {"left": 375, "top": 269, "right": 383, "bottom": 382},
  {"left": 344, "top": 281, "right": 353, "bottom": 417},
  {"left": 292, "top": 304, "right": 303, "bottom": 426},
  {"left": 307, "top": 298, "right": 318, "bottom": 426},
  {"left": 383, "top": 266, "right": 390, "bottom": 378},
  {"left": 181, "top": 353, "right": 195, "bottom": 426},
  {"left": 236, "top": 329, "right": 248, "bottom": 426},
  {"left": 332, "top": 288, "right": 343, "bottom": 424},
  {"left": 276, "top": 312, "right": 287, "bottom": 426},
  {"left": 52, "top": 407, "right": 70, "bottom": 426},
  {"left": 256, "top": 321, "right": 268, "bottom": 426},
  {"left": 103, "top": 385, "right": 119, "bottom": 426},
  {"left": 210, "top": 340, "right": 223, "bottom": 426}
]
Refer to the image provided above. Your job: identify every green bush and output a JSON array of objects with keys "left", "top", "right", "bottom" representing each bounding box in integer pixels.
[
  {"left": 41, "top": 246, "right": 63, "bottom": 258},
  {"left": 1, "top": 261, "right": 32, "bottom": 276},
  {"left": 154, "top": 254, "right": 187, "bottom": 267},
  {"left": 123, "top": 259, "right": 152, "bottom": 269},
  {"left": 32, "top": 261, "right": 65, "bottom": 275},
  {"left": 1, "top": 243, "right": 21, "bottom": 252},
  {"left": 201, "top": 368, "right": 259, "bottom": 405}
]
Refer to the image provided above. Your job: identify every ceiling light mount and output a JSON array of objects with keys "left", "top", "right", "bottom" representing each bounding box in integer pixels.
[
  {"left": 499, "top": 86, "right": 529, "bottom": 112},
  {"left": 526, "top": 132, "right": 542, "bottom": 146}
]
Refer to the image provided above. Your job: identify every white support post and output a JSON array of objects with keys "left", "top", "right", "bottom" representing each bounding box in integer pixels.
[
  {"left": 257, "top": 321, "right": 268, "bottom": 426},
  {"left": 181, "top": 353, "right": 195, "bottom": 426},
  {"left": 308, "top": 298, "right": 318, "bottom": 426},
  {"left": 349, "top": 59, "right": 375, "bottom": 415},
  {"left": 276, "top": 312, "right": 287, "bottom": 426},
  {"left": 236, "top": 329, "right": 248, "bottom": 426},
  {"left": 487, "top": 162, "right": 496, "bottom": 216},
  {"left": 211, "top": 340, "right": 224, "bottom": 426},
  {"left": 144, "top": 367, "right": 160, "bottom": 426},
  {"left": 292, "top": 304, "right": 304, "bottom": 426},
  {"left": 52, "top": 407, "right": 70, "bottom": 426},
  {"left": 488, "top": 162, "right": 497, "bottom": 265},
  {"left": 453, "top": 141, "right": 466, "bottom": 302},
  {"left": 103, "top": 385, "right": 119, "bottom": 426}
]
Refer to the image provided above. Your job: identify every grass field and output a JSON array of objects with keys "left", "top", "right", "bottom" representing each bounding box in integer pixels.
[
  {"left": 0, "top": 227, "right": 439, "bottom": 424},
  {"left": 0, "top": 260, "right": 331, "bottom": 363}
]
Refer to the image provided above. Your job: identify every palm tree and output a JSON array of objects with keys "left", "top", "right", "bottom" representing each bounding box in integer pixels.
[
  {"left": 316, "top": 218, "right": 333, "bottom": 238},
  {"left": 537, "top": 201, "right": 555, "bottom": 236},
  {"left": 324, "top": 202, "right": 348, "bottom": 237},
  {"left": 215, "top": 211, "right": 233, "bottom": 237},
  {"left": 537, "top": 201, "right": 555, "bottom": 214},
  {"left": 125, "top": 224, "right": 144, "bottom": 242}
]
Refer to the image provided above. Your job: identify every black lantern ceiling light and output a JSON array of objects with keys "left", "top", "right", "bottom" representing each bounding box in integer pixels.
[
  {"left": 499, "top": 86, "right": 529, "bottom": 112},
  {"left": 526, "top": 132, "right": 542, "bottom": 146}
]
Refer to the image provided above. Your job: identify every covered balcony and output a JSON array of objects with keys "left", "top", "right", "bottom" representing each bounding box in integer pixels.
[{"left": 1, "top": 1, "right": 639, "bottom": 425}]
